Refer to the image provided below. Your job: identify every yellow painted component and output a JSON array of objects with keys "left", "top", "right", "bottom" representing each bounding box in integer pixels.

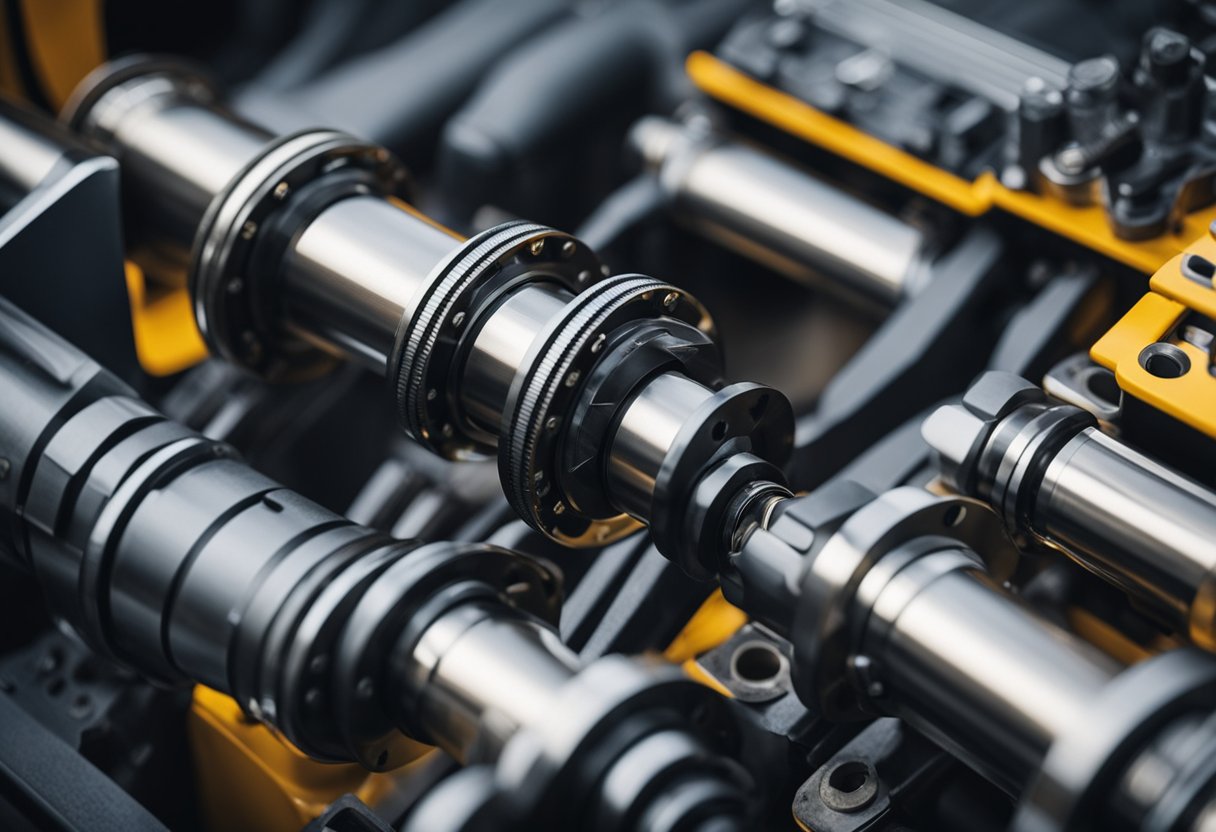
[
  {"left": 687, "top": 51, "right": 1216, "bottom": 275},
  {"left": 664, "top": 589, "right": 748, "bottom": 664},
  {"left": 665, "top": 590, "right": 747, "bottom": 699},
  {"left": 1066, "top": 608, "right": 1156, "bottom": 666},
  {"left": 124, "top": 262, "right": 208, "bottom": 375},
  {"left": 189, "top": 686, "right": 428, "bottom": 832},
  {"left": 17, "top": 0, "right": 106, "bottom": 107},
  {"left": 1090, "top": 234, "right": 1216, "bottom": 440}
]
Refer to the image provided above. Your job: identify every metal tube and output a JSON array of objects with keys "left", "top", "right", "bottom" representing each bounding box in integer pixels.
[
  {"left": 632, "top": 117, "right": 928, "bottom": 305},
  {"left": 409, "top": 601, "right": 579, "bottom": 762},
  {"left": 460, "top": 283, "right": 573, "bottom": 431},
  {"left": 606, "top": 371, "right": 719, "bottom": 520},
  {"left": 924, "top": 374, "right": 1216, "bottom": 649},
  {"left": 1035, "top": 427, "right": 1216, "bottom": 646},
  {"left": 864, "top": 549, "right": 1121, "bottom": 791},
  {"left": 76, "top": 72, "right": 272, "bottom": 257},
  {"left": 0, "top": 100, "right": 71, "bottom": 195},
  {"left": 281, "top": 195, "right": 464, "bottom": 368}
]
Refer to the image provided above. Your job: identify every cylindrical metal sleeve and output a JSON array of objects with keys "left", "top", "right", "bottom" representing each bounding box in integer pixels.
[
  {"left": 73, "top": 70, "right": 272, "bottom": 255},
  {"left": 408, "top": 600, "right": 579, "bottom": 762},
  {"left": 634, "top": 118, "right": 927, "bottom": 305},
  {"left": 606, "top": 371, "right": 719, "bottom": 521},
  {"left": 862, "top": 549, "right": 1121, "bottom": 793},
  {"left": 1034, "top": 427, "right": 1216, "bottom": 646},
  {"left": 281, "top": 195, "right": 465, "bottom": 368}
]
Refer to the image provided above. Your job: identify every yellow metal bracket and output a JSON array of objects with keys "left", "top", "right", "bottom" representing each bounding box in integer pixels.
[
  {"left": 1091, "top": 231, "right": 1216, "bottom": 439},
  {"left": 189, "top": 686, "right": 429, "bottom": 832},
  {"left": 687, "top": 51, "right": 1215, "bottom": 275}
]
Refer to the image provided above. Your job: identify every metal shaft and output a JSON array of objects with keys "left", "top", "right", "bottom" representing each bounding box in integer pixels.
[
  {"left": 58, "top": 59, "right": 794, "bottom": 561},
  {"left": 924, "top": 371, "right": 1216, "bottom": 648},
  {"left": 282, "top": 194, "right": 466, "bottom": 368},
  {"left": 407, "top": 601, "right": 580, "bottom": 762},
  {"left": 68, "top": 63, "right": 273, "bottom": 264},
  {"left": 1035, "top": 427, "right": 1216, "bottom": 643},
  {"left": 631, "top": 117, "right": 929, "bottom": 305},
  {"left": 861, "top": 547, "right": 1120, "bottom": 792}
]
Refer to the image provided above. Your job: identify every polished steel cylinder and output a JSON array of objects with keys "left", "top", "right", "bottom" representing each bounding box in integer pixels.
[
  {"left": 282, "top": 196, "right": 465, "bottom": 368},
  {"left": 1035, "top": 427, "right": 1216, "bottom": 647},
  {"left": 408, "top": 601, "right": 579, "bottom": 762},
  {"left": 632, "top": 117, "right": 928, "bottom": 305},
  {"left": 0, "top": 100, "right": 72, "bottom": 196},
  {"left": 862, "top": 547, "right": 1121, "bottom": 792},
  {"left": 72, "top": 70, "right": 271, "bottom": 257},
  {"left": 606, "top": 371, "right": 719, "bottom": 520},
  {"left": 460, "top": 283, "right": 573, "bottom": 431}
]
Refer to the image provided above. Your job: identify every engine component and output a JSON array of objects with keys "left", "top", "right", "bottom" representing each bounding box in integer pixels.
[
  {"left": 923, "top": 370, "right": 1216, "bottom": 649},
  {"left": 730, "top": 485, "right": 1216, "bottom": 832},
  {"left": 6, "top": 4, "right": 1216, "bottom": 831},
  {"left": 630, "top": 116, "right": 932, "bottom": 306},
  {"left": 54, "top": 58, "right": 795, "bottom": 565},
  {"left": 1091, "top": 229, "right": 1216, "bottom": 477},
  {"left": 0, "top": 292, "right": 755, "bottom": 830}
]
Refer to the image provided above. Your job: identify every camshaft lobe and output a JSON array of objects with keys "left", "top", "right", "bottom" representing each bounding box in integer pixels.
[{"left": 58, "top": 58, "right": 795, "bottom": 561}]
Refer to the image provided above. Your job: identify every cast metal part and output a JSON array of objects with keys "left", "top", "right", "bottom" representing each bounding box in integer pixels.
[
  {"left": 0, "top": 294, "right": 755, "bottom": 831},
  {"left": 56, "top": 58, "right": 795, "bottom": 562},
  {"left": 923, "top": 371, "right": 1216, "bottom": 648}
]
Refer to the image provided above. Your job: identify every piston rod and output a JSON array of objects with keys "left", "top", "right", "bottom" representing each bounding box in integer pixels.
[{"left": 923, "top": 371, "right": 1216, "bottom": 648}]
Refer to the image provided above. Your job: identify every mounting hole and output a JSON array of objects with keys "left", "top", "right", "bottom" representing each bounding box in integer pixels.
[
  {"left": 711, "top": 420, "right": 728, "bottom": 441},
  {"left": 1139, "top": 343, "right": 1191, "bottom": 379},
  {"left": 1084, "top": 369, "right": 1121, "bottom": 406},
  {"left": 819, "top": 759, "right": 879, "bottom": 813},
  {"left": 376, "top": 750, "right": 388, "bottom": 769},
  {"left": 828, "top": 761, "right": 870, "bottom": 794},
  {"left": 730, "top": 641, "right": 783, "bottom": 685},
  {"left": 942, "top": 505, "right": 966, "bottom": 528}
]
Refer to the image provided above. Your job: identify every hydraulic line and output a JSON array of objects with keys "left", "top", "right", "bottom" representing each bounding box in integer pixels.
[
  {"left": 0, "top": 294, "right": 754, "bottom": 830},
  {"left": 923, "top": 371, "right": 1216, "bottom": 649},
  {"left": 54, "top": 59, "right": 795, "bottom": 567}
]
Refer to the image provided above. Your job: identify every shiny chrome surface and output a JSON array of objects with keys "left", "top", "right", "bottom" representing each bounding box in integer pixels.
[
  {"left": 282, "top": 195, "right": 463, "bottom": 368},
  {"left": 460, "top": 283, "right": 572, "bottom": 432},
  {"left": 83, "top": 74, "right": 271, "bottom": 252},
  {"left": 633, "top": 117, "right": 926, "bottom": 305},
  {"left": 863, "top": 548, "right": 1120, "bottom": 791},
  {"left": 0, "top": 101, "right": 69, "bottom": 195},
  {"left": 606, "top": 371, "right": 718, "bottom": 520},
  {"left": 1036, "top": 427, "right": 1216, "bottom": 646},
  {"left": 409, "top": 601, "right": 578, "bottom": 762}
]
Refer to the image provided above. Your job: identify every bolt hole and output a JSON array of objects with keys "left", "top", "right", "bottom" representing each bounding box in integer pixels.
[
  {"left": 827, "top": 761, "right": 870, "bottom": 794},
  {"left": 711, "top": 420, "right": 728, "bottom": 441},
  {"left": 1139, "top": 343, "right": 1191, "bottom": 379},
  {"left": 942, "top": 505, "right": 966, "bottom": 527},
  {"left": 730, "top": 641, "right": 782, "bottom": 684},
  {"left": 1084, "top": 369, "right": 1121, "bottom": 405},
  {"left": 376, "top": 750, "right": 388, "bottom": 769}
]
